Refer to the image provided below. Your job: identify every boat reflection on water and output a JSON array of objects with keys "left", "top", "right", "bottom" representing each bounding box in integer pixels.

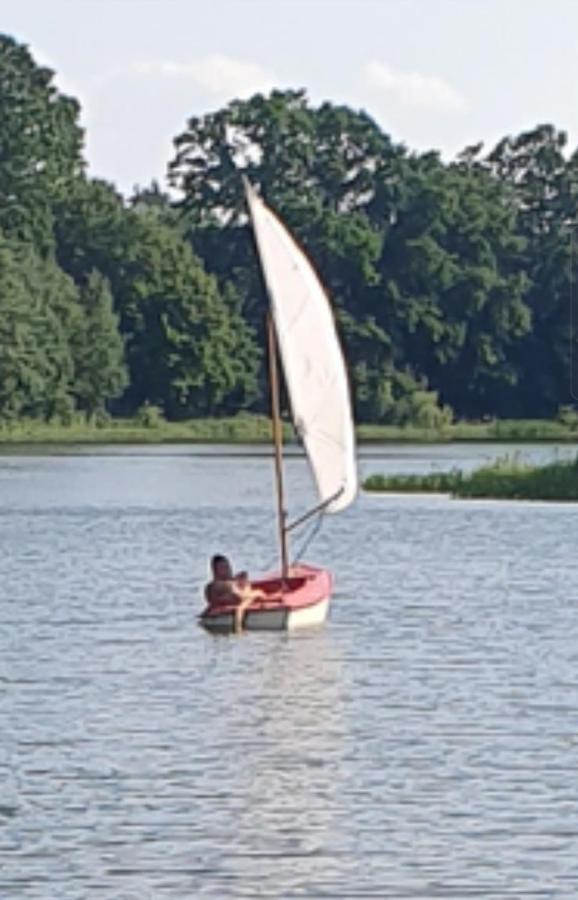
[{"left": 204, "top": 627, "right": 349, "bottom": 892}]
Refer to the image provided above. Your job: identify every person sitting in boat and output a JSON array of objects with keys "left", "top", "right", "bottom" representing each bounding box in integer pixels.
[{"left": 205, "top": 554, "right": 277, "bottom": 632}]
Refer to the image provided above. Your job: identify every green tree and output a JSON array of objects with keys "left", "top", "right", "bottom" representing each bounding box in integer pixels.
[
  {"left": 380, "top": 154, "right": 531, "bottom": 417},
  {"left": 129, "top": 180, "right": 179, "bottom": 228},
  {"left": 117, "top": 212, "right": 260, "bottom": 417},
  {"left": 0, "top": 239, "right": 38, "bottom": 421},
  {"left": 74, "top": 270, "right": 128, "bottom": 418},
  {"left": 0, "top": 235, "right": 78, "bottom": 421},
  {"left": 169, "top": 89, "right": 410, "bottom": 419},
  {"left": 54, "top": 177, "right": 260, "bottom": 417},
  {"left": 482, "top": 125, "right": 578, "bottom": 416},
  {"left": 170, "top": 90, "right": 404, "bottom": 226},
  {"left": 53, "top": 178, "right": 128, "bottom": 284},
  {"left": 0, "top": 34, "right": 84, "bottom": 252}
]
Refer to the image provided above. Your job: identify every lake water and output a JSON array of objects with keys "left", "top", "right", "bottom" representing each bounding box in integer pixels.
[{"left": 2, "top": 443, "right": 578, "bottom": 898}]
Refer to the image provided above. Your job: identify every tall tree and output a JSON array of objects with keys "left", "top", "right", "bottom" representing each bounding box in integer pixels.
[
  {"left": 170, "top": 90, "right": 405, "bottom": 227},
  {"left": 377, "top": 153, "right": 531, "bottom": 417},
  {"left": 73, "top": 270, "right": 128, "bottom": 418},
  {"left": 0, "top": 235, "right": 78, "bottom": 421},
  {"left": 117, "top": 211, "right": 260, "bottom": 417},
  {"left": 482, "top": 125, "right": 578, "bottom": 415},
  {"left": 0, "top": 34, "right": 84, "bottom": 252},
  {"left": 169, "top": 90, "right": 409, "bottom": 419},
  {"left": 54, "top": 178, "right": 260, "bottom": 416}
]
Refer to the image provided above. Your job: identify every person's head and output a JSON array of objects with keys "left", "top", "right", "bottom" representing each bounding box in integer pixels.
[{"left": 211, "top": 554, "right": 233, "bottom": 580}]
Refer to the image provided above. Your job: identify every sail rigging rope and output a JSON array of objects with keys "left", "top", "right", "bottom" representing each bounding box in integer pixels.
[
  {"left": 261, "top": 507, "right": 325, "bottom": 574},
  {"left": 290, "top": 508, "right": 326, "bottom": 567}
]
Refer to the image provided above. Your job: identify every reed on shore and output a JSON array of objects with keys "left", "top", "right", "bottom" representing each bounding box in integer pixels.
[
  {"left": 0, "top": 415, "right": 279, "bottom": 445},
  {"left": 1, "top": 415, "right": 578, "bottom": 447},
  {"left": 363, "top": 455, "right": 578, "bottom": 501}
]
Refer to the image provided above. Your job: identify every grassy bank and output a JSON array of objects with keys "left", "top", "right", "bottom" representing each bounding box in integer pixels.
[
  {"left": 357, "top": 418, "right": 578, "bottom": 443},
  {"left": 1, "top": 416, "right": 578, "bottom": 446},
  {"left": 0, "top": 415, "right": 285, "bottom": 446},
  {"left": 364, "top": 456, "right": 578, "bottom": 501}
]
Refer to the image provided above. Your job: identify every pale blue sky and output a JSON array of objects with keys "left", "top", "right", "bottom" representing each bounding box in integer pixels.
[{"left": 3, "top": 0, "right": 578, "bottom": 195}]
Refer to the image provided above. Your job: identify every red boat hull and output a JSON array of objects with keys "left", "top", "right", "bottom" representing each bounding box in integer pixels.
[{"left": 200, "top": 564, "right": 332, "bottom": 633}]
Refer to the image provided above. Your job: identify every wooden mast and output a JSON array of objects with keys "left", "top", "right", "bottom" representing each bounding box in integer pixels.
[{"left": 267, "top": 312, "right": 289, "bottom": 579}]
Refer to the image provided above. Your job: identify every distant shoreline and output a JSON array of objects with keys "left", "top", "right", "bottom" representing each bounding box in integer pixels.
[{"left": 1, "top": 416, "right": 578, "bottom": 446}]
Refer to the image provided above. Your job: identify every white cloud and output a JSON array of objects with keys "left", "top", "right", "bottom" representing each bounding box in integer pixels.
[
  {"left": 362, "top": 60, "right": 466, "bottom": 114},
  {"left": 133, "top": 54, "right": 277, "bottom": 101}
]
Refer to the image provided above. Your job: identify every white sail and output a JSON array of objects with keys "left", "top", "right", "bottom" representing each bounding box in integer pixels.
[{"left": 245, "top": 181, "right": 357, "bottom": 514}]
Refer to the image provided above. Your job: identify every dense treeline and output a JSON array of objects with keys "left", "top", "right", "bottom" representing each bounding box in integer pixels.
[{"left": 1, "top": 34, "right": 577, "bottom": 425}]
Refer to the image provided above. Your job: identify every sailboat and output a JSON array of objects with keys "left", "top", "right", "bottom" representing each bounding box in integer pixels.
[{"left": 200, "top": 179, "right": 357, "bottom": 633}]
